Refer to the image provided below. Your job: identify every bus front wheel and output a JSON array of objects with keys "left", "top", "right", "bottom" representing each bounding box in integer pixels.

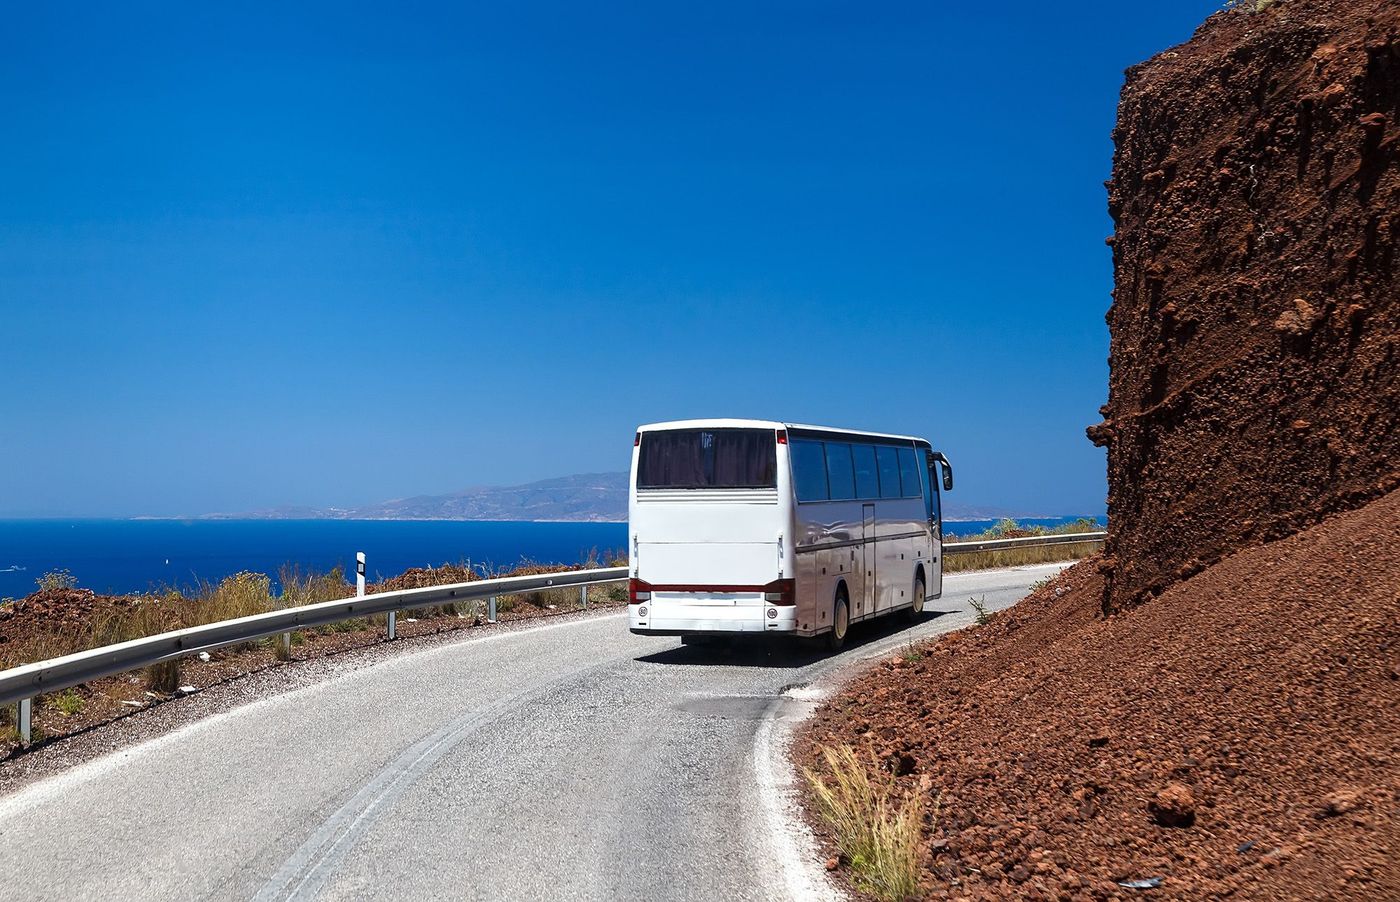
[{"left": 825, "top": 591, "right": 850, "bottom": 652}]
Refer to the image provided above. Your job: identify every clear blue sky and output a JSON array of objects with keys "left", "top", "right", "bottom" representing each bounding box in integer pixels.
[{"left": 0, "top": 1, "right": 1219, "bottom": 518}]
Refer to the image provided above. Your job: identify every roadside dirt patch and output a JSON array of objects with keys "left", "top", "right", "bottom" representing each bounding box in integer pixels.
[
  {"left": 1091, "top": 0, "right": 1400, "bottom": 613},
  {"left": 798, "top": 488, "right": 1400, "bottom": 900}
]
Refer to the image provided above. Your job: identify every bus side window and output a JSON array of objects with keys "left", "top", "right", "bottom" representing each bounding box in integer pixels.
[
  {"left": 876, "top": 446, "right": 902, "bottom": 499},
  {"left": 825, "top": 443, "right": 856, "bottom": 501},
  {"left": 790, "top": 440, "right": 830, "bottom": 502},
  {"left": 897, "top": 447, "right": 922, "bottom": 498},
  {"left": 852, "top": 444, "right": 879, "bottom": 499}
]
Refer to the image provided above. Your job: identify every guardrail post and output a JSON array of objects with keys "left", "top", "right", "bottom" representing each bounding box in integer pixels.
[
  {"left": 17, "top": 697, "right": 31, "bottom": 746},
  {"left": 488, "top": 596, "right": 497, "bottom": 623},
  {"left": 580, "top": 584, "right": 588, "bottom": 610}
]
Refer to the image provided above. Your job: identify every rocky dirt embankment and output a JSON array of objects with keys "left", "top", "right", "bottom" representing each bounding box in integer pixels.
[
  {"left": 802, "top": 489, "right": 1400, "bottom": 899},
  {"left": 1089, "top": 0, "right": 1399, "bottom": 614}
]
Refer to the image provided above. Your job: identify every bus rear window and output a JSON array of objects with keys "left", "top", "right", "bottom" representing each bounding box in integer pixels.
[{"left": 637, "top": 429, "right": 777, "bottom": 489}]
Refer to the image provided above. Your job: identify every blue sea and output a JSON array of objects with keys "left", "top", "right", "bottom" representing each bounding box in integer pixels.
[{"left": 0, "top": 516, "right": 1105, "bottom": 598}]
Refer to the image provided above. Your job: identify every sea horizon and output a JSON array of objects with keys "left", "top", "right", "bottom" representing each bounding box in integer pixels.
[{"left": 0, "top": 515, "right": 1106, "bottom": 598}]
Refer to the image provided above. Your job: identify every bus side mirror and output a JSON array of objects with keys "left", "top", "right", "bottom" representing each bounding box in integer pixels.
[{"left": 930, "top": 451, "right": 953, "bottom": 491}]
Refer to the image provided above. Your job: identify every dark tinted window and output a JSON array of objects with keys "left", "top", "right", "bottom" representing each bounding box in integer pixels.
[
  {"left": 852, "top": 444, "right": 879, "bottom": 499},
  {"left": 637, "top": 429, "right": 777, "bottom": 489},
  {"left": 789, "top": 439, "right": 829, "bottom": 501},
  {"left": 876, "top": 446, "right": 902, "bottom": 499},
  {"left": 930, "top": 462, "right": 941, "bottom": 527},
  {"left": 918, "top": 449, "right": 935, "bottom": 520},
  {"left": 897, "top": 447, "right": 923, "bottom": 498},
  {"left": 824, "top": 443, "right": 856, "bottom": 501}
]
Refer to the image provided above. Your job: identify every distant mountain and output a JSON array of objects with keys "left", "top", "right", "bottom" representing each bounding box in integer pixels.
[
  {"left": 204, "top": 473, "right": 629, "bottom": 522},
  {"left": 202, "top": 472, "right": 1063, "bottom": 523},
  {"left": 940, "top": 503, "right": 1048, "bottom": 522}
]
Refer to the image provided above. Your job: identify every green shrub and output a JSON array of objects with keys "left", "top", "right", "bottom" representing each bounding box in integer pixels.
[{"left": 48, "top": 689, "right": 84, "bottom": 716}]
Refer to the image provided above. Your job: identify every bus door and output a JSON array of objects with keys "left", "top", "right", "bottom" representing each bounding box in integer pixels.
[
  {"left": 861, "top": 503, "right": 876, "bottom": 616},
  {"left": 925, "top": 451, "right": 950, "bottom": 598}
]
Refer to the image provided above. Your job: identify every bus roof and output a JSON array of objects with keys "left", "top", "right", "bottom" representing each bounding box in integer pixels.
[{"left": 635, "top": 418, "right": 930, "bottom": 445}]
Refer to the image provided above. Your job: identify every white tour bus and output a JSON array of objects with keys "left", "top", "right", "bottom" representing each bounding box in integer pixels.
[{"left": 627, "top": 419, "right": 954, "bottom": 650}]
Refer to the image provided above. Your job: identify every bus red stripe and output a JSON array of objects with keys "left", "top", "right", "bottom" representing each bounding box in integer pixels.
[{"left": 647, "top": 584, "right": 767, "bottom": 593}]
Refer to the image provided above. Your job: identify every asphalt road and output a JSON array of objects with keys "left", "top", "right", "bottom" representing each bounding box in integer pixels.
[{"left": 0, "top": 563, "right": 1066, "bottom": 902}]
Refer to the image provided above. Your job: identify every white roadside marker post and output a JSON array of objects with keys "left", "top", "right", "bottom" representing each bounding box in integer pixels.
[
  {"left": 17, "top": 697, "right": 31, "bottom": 746},
  {"left": 488, "top": 596, "right": 497, "bottom": 623},
  {"left": 580, "top": 584, "right": 588, "bottom": 610}
]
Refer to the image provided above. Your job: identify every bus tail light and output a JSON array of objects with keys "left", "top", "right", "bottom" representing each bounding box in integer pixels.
[
  {"left": 763, "top": 578, "right": 795, "bottom": 605},
  {"left": 629, "top": 578, "right": 653, "bottom": 604}
]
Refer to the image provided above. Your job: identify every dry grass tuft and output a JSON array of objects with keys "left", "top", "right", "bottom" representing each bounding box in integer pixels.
[
  {"left": 804, "top": 745, "right": 928, "bottom": 901},
  {"left": 145, "top": 657, "right": 181, "bottom": 693},
  {"left": 193, "top": 571, "right": 274, "bottom": 628}
]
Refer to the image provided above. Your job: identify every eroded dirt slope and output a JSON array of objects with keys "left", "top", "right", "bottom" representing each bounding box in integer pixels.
[
  {"left": 1091, "top": 0, "right": 1400, "bottom": 613},
  {"left": 801, "top": 487, "right": 1400, "bottom": 900}
]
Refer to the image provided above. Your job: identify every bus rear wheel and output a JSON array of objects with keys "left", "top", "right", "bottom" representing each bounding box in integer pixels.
[
  {"left": 825, "top": 591, "right": 850, "bottom": 652},
  {"left": 906, "top": 575, "right": 926, "bottom": 621}
]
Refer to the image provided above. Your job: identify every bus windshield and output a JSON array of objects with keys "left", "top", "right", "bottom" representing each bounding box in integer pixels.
[{"left": 636, "top": 428, "right": 777, "bottom": 489}]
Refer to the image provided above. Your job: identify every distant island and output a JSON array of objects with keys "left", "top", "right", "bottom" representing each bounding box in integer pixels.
[
  {"left": 200, "top": 473, "right": 629, "bottom": 522},
  {"left": 197, "top": 472, "right": 1071, "bottom": 523}
]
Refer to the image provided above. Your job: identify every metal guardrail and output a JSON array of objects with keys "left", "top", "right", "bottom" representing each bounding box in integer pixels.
[
  {"left": 0, "top": 532, "right": 1106, "bottom": 743},
  {"left": 0, "top": 565, "right": 627, "bottom": 714},
  {"left": 943, "top": 531, "right": 1107, "bottom": 555}
]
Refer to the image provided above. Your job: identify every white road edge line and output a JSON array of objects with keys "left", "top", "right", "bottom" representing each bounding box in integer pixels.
[
  {"left": 0, "top": 610, "right": 627, "bottom": 821},
  {"left": 753, "top": 688, "right": 842, "bottom": 902}
]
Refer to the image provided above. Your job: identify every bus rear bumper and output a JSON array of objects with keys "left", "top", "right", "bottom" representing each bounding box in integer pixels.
[{"left": 629, "top": 602, "right": 797, "bottom": 635}]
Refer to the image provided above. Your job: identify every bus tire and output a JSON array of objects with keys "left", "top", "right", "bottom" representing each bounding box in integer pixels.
[
  {"left": 826, "top": 590, "right": 850, "bottom": 652},
  {"left": 906, "top": 574, "right": 926, "bottom": 622}
]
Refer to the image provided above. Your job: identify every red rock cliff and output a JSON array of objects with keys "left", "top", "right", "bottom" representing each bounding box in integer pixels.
[{"left": 1093, "top": 0, "right": 1400, "bottom": 613}]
